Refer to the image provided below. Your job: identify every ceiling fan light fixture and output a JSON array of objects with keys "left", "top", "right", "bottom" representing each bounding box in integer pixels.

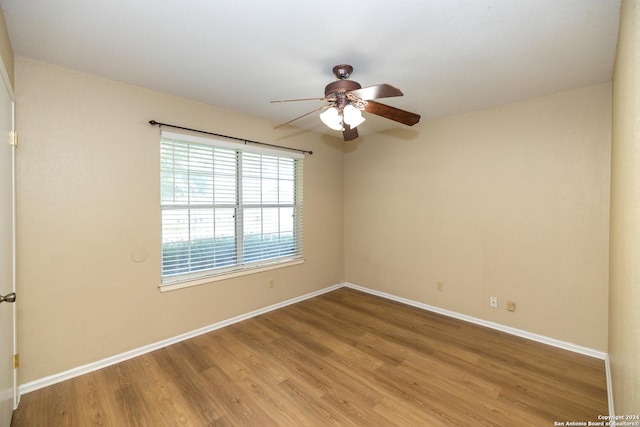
[
  {"left": 343, "top": 104, "right": 365, "bottom": 128},
  {"left": 272, "top": 64, "right": 420, "bottom": 140},
  {"left": 320, "top": 106, "right": 344, "bottom": 131}
]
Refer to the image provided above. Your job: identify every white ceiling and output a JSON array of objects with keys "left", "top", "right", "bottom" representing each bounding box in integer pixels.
[{"left": 0, "top": 0, "right": 621, "bottom": 138}]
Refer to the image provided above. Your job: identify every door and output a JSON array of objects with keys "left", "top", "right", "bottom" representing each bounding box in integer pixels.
[{"left": 0, "top": 69, "right": 16, "bottom": 427}]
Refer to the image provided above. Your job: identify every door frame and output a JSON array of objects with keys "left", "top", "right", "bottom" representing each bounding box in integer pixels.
[
  {"left": 10, "top": 95, "right": 16, "bottom": 411},
  {"left": 0, "top": 55, "right": 17, "bottom": 412}
]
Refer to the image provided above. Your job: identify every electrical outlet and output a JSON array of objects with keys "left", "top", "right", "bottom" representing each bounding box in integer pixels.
[
  {"left": 490, "top": 296, "right": 498, "bottom": 309},
  {"left": 437, "top": 282, "right": 444, "bottom": 291},
  {"left": 506, "top": 300, "right": 516, "bottom": 312},
  {"left": 268, "top": 279, "right": 274, "bottom": 289}
]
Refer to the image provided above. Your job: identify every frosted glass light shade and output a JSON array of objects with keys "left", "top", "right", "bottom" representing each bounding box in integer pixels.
[
  {"left": 320, "top": 107, "right": 344, "bottom": 131},
  {"left": 343, "top": 104, "right": 365, "bottom": 128}
]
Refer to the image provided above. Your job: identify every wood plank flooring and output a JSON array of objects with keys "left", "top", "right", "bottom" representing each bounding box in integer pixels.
[{"left": 11, "top": 287, "right": 608, "bottom": 426}]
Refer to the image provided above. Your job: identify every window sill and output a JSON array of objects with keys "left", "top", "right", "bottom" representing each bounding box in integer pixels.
[{"left": 159, "top": 259, "right": 305, "bottom": 293}]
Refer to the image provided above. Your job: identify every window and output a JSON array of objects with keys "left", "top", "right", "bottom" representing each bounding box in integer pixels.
[{"left": 160, "top": 131, "right": 304, "bottom": 288}]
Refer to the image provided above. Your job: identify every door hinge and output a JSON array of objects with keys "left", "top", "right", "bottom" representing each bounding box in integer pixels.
[
  {"left": 10, "top": 130, "right": 17, "bottom": 146},
  {"left": 13, "top": 354, "right": 19, "bottom": 369}
]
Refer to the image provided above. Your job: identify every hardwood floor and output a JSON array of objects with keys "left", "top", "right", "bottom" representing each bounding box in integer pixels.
[{"left": 11, "top": 288, "right": 608, "bottom": 426}]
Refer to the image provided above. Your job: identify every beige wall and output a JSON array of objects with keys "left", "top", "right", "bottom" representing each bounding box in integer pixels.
[
  {"left": 13, "top": 52, "right": 615, "bottom": 386},
  {"left": 14, "top": 57, "right": 344, "bottom": 383},
  {"left": 609, "top": 0, "right": 640, "bottom": 414},
  {"left": 345, "top": 83, "right": 611, "bottom": 351}
]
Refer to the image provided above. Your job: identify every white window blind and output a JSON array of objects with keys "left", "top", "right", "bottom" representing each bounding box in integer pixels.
[{"left": 160, "top": 131, "right": 304, "bottom": 285}]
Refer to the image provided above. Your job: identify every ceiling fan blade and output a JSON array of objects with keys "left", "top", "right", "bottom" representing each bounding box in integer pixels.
[
  {"left": 349, "top": 83, "right": 403, "bottom": 101},
  {"left": 364, "top": 100, "right": 421, "bottom": 126},
  {"left": 343, "top": 124, "right": 359, "bottom": 141},
  {"left": 274, "top": 105, "right": 330, "bottom": 129},
  {"left": 270, "top": 97, "right": 327, "bottom": 103}
]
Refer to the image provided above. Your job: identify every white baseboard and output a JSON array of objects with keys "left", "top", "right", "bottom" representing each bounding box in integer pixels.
[
  {"left": 19, "top": 283, "right": 343, "bottom": 395},
  {"left": 344, "top": 282, "right": 608, "bottom": 360},
  {"left": 605, "top": 354, "right": 615, "bottom": 419},
  {"left": 20, "top": 280, "right": 613, "bottom": 407},
  {"left": 346, "top": 282, "right": 615, "bottom": 414}
]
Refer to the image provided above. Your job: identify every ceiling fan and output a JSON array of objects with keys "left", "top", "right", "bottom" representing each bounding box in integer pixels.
[{"left": 271, "top": 64, "right": 421, "bottom": 141}]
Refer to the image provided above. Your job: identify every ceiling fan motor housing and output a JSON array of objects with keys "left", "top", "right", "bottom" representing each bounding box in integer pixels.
[{"left": 324, "top": 80, "right": 362, "bottom": 98}]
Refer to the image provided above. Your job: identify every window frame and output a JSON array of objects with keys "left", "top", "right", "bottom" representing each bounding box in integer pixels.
[{"left": 159, "top": 130, "right": 304, "bottom": 292}]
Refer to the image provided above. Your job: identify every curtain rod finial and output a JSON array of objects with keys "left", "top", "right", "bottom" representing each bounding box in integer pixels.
[{"left": 149, "top": 120, "right": 158, "bottom": 125}]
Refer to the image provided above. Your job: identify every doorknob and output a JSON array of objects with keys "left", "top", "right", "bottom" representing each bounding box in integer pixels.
[{"left": 0, "top": 292, "right": 16, "bottom": 304}]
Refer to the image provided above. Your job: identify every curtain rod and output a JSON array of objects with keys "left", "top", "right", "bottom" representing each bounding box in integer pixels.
[{"left": 149, "top": 120, "right": 313, "bottom": 155}]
